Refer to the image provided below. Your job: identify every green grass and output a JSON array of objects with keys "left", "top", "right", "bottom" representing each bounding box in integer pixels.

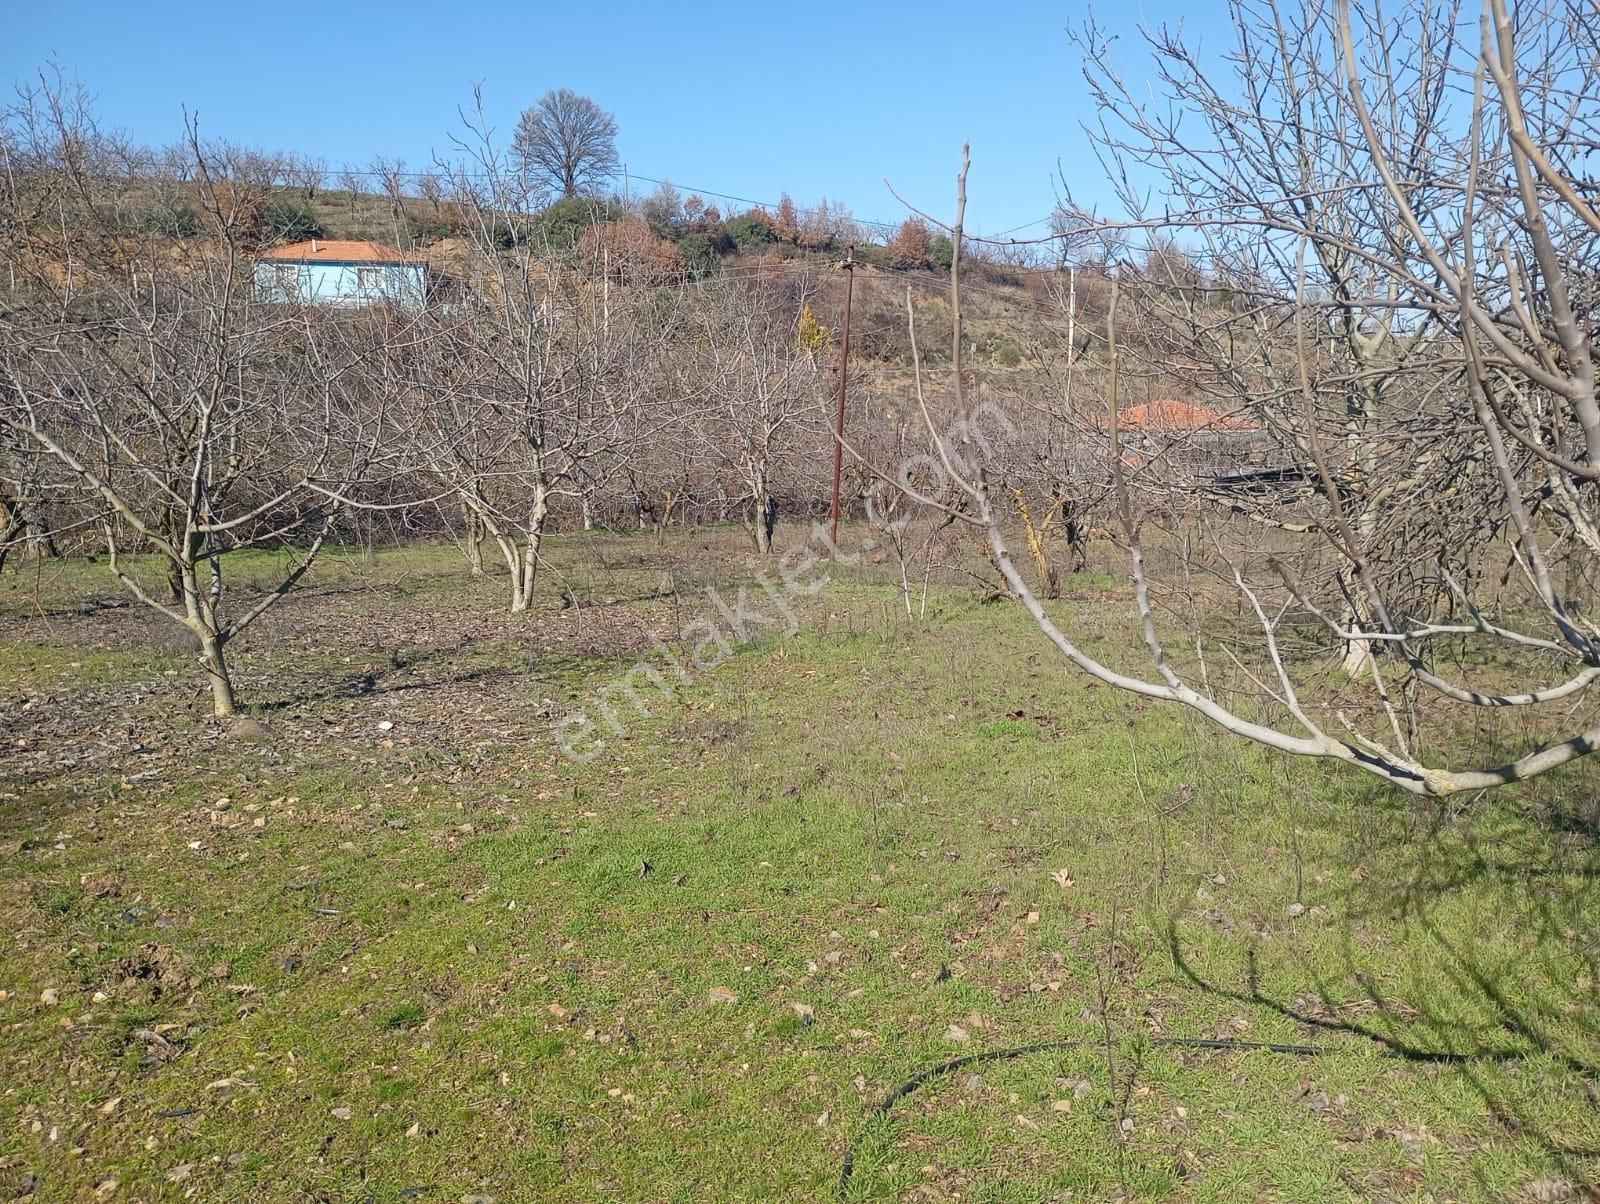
[{"left": 1, "top": 528, "right": 1598, "bottom": 1202}]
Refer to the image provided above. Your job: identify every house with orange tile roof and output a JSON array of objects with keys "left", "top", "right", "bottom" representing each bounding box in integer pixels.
[
  {"left": 1113, "top": 399, "right": 1267, "bottom": 484},
  {"left": 253, "top": 239, "right": 426, "bottom": 309},
  {"left": 1116, "top": 400, "right": 1257, "bottom": 431}
]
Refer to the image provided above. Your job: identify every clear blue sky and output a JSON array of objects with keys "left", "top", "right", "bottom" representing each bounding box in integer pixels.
[{"left": 8, "top": 1, "right": 1217, "bottom": 239}]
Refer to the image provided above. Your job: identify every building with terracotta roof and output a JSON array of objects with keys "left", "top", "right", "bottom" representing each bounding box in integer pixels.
[
  {"left": 253, "top": 239, "right": 426, "bottom": 309},
  {"left": 1113, "top": 399, "right": 1267, "bottom": 485},
  {"left": 1116, "top": 400, "right": 1257, "bottom": 431}
]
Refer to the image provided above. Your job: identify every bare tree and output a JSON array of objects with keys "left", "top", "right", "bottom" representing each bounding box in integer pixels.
[
  {"left": 0, "top": 431, "right": 62, "bottom": 572},
  {"left": 287, "top": 153, "right": 326, "bottom": 202},
  {"left": 900, "top": 0, "right": 1600, "bottom": 796},
  {"left": 0, "top": 95, "right": 403, "bottom": 717},
  {"left": 370, "top": 155, "right": 409, "bottom": 245},
  {"left": 513, "top": 89, "right": 619, "bottom": 199},
  {"left": 402, "top": 98, "right": 660, "bottom": 611},
  {"left": 681, "top": 268, "right": 828, "bottom": 555},
  {"left": 417, "top": 169, "right": 445, "bottom": 216}
]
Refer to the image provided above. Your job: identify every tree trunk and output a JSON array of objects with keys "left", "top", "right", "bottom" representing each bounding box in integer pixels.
[
  {"left": 463, "top": 505, "right": 486, "bottom": 576},
  {"left": 751, "top": 466, "right": 777, "bottom": 556},
  {"left": 508, "top": 486, "right": 549, "bottom": 614},
  {"left": 509, "top": 538, "right": 538, "bottom": 613},
  {"left": 165, "top": 506, "right": 187, "bottom": 602},
  {"left": 194, "top": 626, "right": 238, "bottom": 718},
  {"left": 0, "top": 497, "right": 18, "bottom": 574},
  {"left": 30, "top": 512, "right": 58, "bottom": 559},
  {"left": 758, "top": 494, "right": 778, "bottom": 555}
]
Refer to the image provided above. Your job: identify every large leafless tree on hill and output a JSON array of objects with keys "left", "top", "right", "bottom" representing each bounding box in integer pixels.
[
  {"left": 897, "top": 0, "right": 1600, "bottom": 795},
  {"left": 513, "top": 88, "right": 620, "bottom": 200},
  {"left": 400, "top": 98, "right": 672, "bottom": 612}
]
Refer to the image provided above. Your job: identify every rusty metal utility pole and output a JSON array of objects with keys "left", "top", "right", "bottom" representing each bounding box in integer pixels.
[{"left": 829, "top": 244, "right": 855, "bottom": 548}]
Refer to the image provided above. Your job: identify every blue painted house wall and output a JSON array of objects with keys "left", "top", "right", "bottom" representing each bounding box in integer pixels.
[{"left": 252, "top": 258, "right": 426, "bottom": 309}]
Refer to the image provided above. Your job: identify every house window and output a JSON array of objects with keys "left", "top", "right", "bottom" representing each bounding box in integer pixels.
[
  {"left": 273, "top": 264, "right": 299, "bottom": 292},
  {"left": 357, "top": 266, "right": 384, "bottom": 290}
]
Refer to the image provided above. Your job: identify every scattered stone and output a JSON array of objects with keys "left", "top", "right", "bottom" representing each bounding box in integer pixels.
[
  {"left": 1525, "top": 1179, "right": 1577, "bottom": 1202},
  {"left": 1287, "top": 902, "right": 1307, "bottom": 918},
  {"left": 40, "top": 988, "right": 59, "bottom": 1005},
  {"left": 707, "top": 986, "right": 739, "bottom": 1004},
  {"left": 227, "top": 717, "right": 270, "bottom": 741},
  {"left": 330, "top": 1106, "right": 353, "bottom": 1120}
]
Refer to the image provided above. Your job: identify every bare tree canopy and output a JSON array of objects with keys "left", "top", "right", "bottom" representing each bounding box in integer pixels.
[
  {"left": 888, "top": 0, "right": 1600, "bottom": 796},
  {"left": 512, "top": 88, "right": 619, "bottom": 199}
]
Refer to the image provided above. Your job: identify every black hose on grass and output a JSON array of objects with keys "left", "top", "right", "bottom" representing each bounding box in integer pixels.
[{"left": 836, "top": 1033, "right": 1509, "bottom": 1199}]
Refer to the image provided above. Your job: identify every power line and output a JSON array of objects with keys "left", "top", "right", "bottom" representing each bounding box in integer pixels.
[
  {"left": 621, "top": 170, "right": 901, "bottom": 237},
  {"left": 285, "top": 162, "right": 1051, "bottom": 245}
]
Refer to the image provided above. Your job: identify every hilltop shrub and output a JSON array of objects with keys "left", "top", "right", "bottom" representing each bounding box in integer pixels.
[
  {"left": 724, "top": 211, "right": 776, "bottom": 249},
  {"left": 125, "top": 204, "right": 203, "bottom": 238},
  {"left": 794, "top": 303, "right": 829, "bottom": 354},
  {"left": 885, "top": 218, "right": 932, "bottom": 269},
  {"left": 532, "top": 196, "right": 613, "bottom": 250},
  {"left": 990, "top": 334, "right": 1024, "bottom": 366},
  {"left": 640, "top": 183, "right": 685, "bottom": 241},
  {"left": 677, "top": 232, "right": 728, "bottom": 278},
  {"left": 578, "top": 217, "right": 684, "bottom": 284},
  {"left": 260, "top": 200, "right": 323, "bottom": 243}
]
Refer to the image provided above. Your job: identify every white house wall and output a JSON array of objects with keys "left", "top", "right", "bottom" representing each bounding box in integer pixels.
[{"left": 253, "top": 261, "right": 426, "bottom": 309}]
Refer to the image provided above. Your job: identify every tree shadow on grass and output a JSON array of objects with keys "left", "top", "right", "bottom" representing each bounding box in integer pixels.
[
  {"left": 1165, "top": 781, "right": 1600, "bottom": 1188},
  {"left": 249, "top": 661, "right": 527, "bottom": 713}
]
